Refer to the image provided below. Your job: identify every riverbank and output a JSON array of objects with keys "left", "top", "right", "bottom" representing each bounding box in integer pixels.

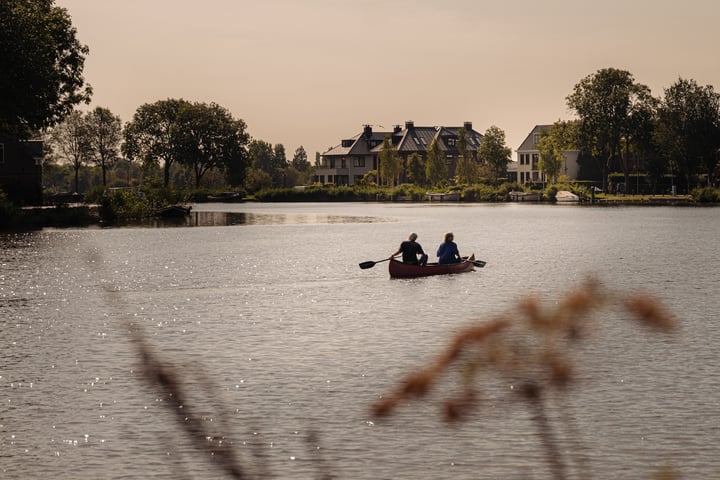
[{"left": 592, "top": 194, "right": 697, "bottom": 206}]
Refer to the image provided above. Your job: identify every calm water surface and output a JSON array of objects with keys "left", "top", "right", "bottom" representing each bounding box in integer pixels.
[{"left": 1, "top": 203, "right": 719, "bottom": 479}]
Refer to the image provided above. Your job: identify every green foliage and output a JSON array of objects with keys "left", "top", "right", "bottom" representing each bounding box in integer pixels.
[
  {"left": 123, "top": 99, "right": 192, "bottom": 188},
  {"left": 85, "top": 186, "right": 185, "bottom": 223},
  {"left": 0, "top": 0, "right": 92, "bottom": 137},
  {"left": 406, "top": 153, "right": 426, "bottom": 186},
  {"left": 691, "top": 186, "right": 720, "bottom": 203},
  {"left": 426, "top": 139, "right": 447, "bottom": 186},
  {"left": 379, "top": 135, "right": 401, "bottom": 186},
  {"left": 461, "top": 184, "right": 498, "bottom": 202},
  {"left": 392, "top": 183, "right": 427, "bottom": 201},
  {"left": 291, "top": 146, "right": 310, "bottom": 172},
  {"left": 477, "top": 125, "right": 512, "bottom": 185},
  {"left": 566, "top": 68, "right": 655, "bottom": 185},
  {"left": 86, "top": 107, "right": 123, "bottom": 186},
  {"left": 176, "top": 102, "right": 250, "bottom": 188},
  {"left": 656, "top": 78, "right": 720, "bottom": 190}
]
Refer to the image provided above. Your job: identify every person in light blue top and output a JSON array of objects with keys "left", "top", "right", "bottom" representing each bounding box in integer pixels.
[{"left": 437, "top": 231, "right": 461, "bottom": 264}]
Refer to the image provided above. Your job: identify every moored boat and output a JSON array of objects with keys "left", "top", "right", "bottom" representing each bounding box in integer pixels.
[
  {"left": 389, "top": 254, "right": 476, "bottom": 278},
  {"left": 556, "top": 190, "right": 580, "bottom": 203},
  {"left": 157, "top": 204, "right": 192, "bottom": 218}
]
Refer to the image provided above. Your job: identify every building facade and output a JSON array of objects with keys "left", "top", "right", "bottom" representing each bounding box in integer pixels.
[
  {"left": 0, "top": 139, "right": 43, "bottom": 204},
  {"left": 313, "top": 121, "right": 484, "bottom": 186},
  {"left": 508, "top": 125, "right": 579, "bottom": 185}
]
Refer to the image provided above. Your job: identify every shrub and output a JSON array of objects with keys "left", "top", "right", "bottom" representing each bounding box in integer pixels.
[{"left": 691, "top": 186, "right": 720, "bottom": 203}]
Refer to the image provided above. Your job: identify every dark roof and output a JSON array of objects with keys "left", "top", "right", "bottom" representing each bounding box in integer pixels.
[
  {"left": 325, "top": 123, "right": 484, "bottom": 157},
  {"left": 517, "top": 125, "right": 550, "bottom": 151}
]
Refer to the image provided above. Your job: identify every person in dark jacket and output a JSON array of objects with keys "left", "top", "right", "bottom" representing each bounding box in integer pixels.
[
  {"left": 391, "top": 232, "right": 428, "bottom": 265},
  {"left": 437, "top": 231, "right": 461, "bottom": 264}
]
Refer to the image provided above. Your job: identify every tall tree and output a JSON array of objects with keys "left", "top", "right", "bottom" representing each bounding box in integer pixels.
[
  {"left": 455, "top": 127, "right": 477, "bottom": 184},
  {"left": 249, "top": 140, "right": 275, "bottom": 172},
  {"left": 0, "top": 0, "right": 92, "bottom": 138},
  {"left": 407, "top": 152, "right": 426, "bottom": 186},
  {"left": 379, "top": 135, "right": 401, "bottom": 186},
  {"left": 425, "top": 139, "right": 447, "bottom": 186},
  {"left": 123, "top": 99, "right": 191, "bottom": 188},
  {"left": 477, "top": 125, "right": 511, "bottom": 185},
  {"left": 49, "top": 111, "right": 91, "bottom": 193},
  {"left": 655, "top": 78, "right": 720, "bottom": 190},
  {"left": 291, "top": 146, "right": 310, "bottom": 171},
  {"left": 85, "top": 107, "right": 122, "bottom": 186},
  {"left": 566, "top": 68, "right": 652, "bottom": 190},
  {"left": 176, "top": 102, "right": 250, "bottom": 188}
]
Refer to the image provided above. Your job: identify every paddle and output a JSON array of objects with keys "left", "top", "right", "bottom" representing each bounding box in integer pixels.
[
  {"left": 462, "top": 256, "right": 486, "bottom": 268},
  {"left": 359, "top": 257, "right": 395, "bottom": 269}
]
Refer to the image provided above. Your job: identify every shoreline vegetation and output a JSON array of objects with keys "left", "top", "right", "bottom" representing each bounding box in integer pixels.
[{"left": 1, "top": 183, "right": 717, "bottom": 230}]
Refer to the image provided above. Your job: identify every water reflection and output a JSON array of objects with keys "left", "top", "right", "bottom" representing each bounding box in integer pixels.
[{"left": 137, "top": 211, "right": 392, "bottom": 227}]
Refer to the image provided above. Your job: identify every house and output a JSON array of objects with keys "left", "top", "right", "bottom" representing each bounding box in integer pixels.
[
  {"left": 0, "top": 139, "right": 43, "bottom": 204},
  {"left": 313, "top": 121, "right": 484, "bottom": 186},
  {"left": 508, "top": 125, "right": 580, "bottom": 185}
]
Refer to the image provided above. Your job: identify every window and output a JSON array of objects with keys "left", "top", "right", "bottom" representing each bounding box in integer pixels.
[
  {"left": 330, "top": 159, "right": 336, "bottom": 168},
  {"left": 353, "top": 158, "right": 365, "bottom": 167},
  {"left": 341, "top": 158, "right": 346, "bottom": 168},
  {"left": 533, "top": 133, "right": 541, "bottom": 145},
  {"left": 447, "top": 138, "right": 456, "bottom": 146}
]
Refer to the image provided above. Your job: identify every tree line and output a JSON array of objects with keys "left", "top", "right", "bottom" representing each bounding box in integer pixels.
[
  {"left": 2, "top": 2, "right": 718, "bottom": 199},
  {"left": 542, "top": 68, "right": 720, "bottom": 193},
  {"left": 45, "top": 100, "right": 313, "bottom": 194}
]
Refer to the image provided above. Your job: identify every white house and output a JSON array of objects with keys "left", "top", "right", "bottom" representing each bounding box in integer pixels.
[{"left": 508, "top": 125, "right": 580, "bottom": 185}]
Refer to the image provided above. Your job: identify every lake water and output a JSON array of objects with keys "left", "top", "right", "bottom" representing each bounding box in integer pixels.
[{"left": 1, "top": 202, "right": 719, "bottom": 479}]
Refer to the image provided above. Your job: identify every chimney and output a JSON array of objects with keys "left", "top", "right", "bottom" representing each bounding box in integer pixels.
[
  {"left": 393, "top": 124, "right": 401, "bottom": 134},
  {"left": 363, "top": 124, "right": 372, "bottom": 138},
  {"left": 405, "top": 120, "right": 414, "bottom": 130},
  {"left": 463, "top": 121, "right": 472, "bottom": 131}
]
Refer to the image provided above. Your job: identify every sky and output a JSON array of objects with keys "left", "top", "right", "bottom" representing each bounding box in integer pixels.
[{"left": 55, "top": 0, "right": 720, "bottom": 160}]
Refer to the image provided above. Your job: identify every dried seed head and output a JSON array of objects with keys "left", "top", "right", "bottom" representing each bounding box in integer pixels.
[{"left": 623, "top": 295, "right": 676, "bottom": 331}]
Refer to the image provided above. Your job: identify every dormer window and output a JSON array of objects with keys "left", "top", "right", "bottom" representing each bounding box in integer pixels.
[{"left": 342, "top": 139, "right": 353, "bottom": 148}]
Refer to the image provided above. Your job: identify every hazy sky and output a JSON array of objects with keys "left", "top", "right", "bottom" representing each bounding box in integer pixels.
[{"left": 56, "top": 0, "right": 720, "bottom": 159}]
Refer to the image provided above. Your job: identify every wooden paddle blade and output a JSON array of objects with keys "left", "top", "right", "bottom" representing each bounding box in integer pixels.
[{"left": 359, "top": 261, "right": 376, "bottom": 269}]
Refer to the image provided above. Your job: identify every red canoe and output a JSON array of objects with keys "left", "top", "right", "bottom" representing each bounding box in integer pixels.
[{"left": 389, "top": 254, "right": 475, "bottom": 279}]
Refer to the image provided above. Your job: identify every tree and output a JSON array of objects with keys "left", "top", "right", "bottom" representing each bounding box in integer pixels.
[
  {"left": 477, "top": 125, "right": 511, "bottom": 185},
  {"left": 537, "top": 121, "right": 578, "bottom": 184},
  {"left": 379, "top": 135, "right": 401, "bottom": 186},
  {"left": 0, "top": 0, "right": 92, "bottom": 138},
  {"left": 49, "top": 111, "right": 92, "bottom": 193},
  {"left": 454, "top": 127, "right": 477, "bottom": 184},
  {"left": 426, "top": 139, "right": 447, "bottom": 186},
  {"left": 85, "top": 107, "right": 122, "bottom": 186},
  {"left": 407, "top": 153, "right": 426, "bottom": 186},
  {"left": 655, "top": 78, "right": 720, "bottom": 190},
  {"left": 176, "top": 102, "right": 249, "bottom": 188},
  {"left": 566, "top": 68, "right": 653, "bottom": 190},
  {"left": 291, "top": 146, "right": 310, "bottom": 171},
  {"left": 123, "top": 99, "right": 192, "bottom": 188}
]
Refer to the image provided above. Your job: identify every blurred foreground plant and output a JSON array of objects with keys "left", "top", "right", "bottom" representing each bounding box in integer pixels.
[{"left": 372, "top": 278, "right": 678, "bottom": 480}]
